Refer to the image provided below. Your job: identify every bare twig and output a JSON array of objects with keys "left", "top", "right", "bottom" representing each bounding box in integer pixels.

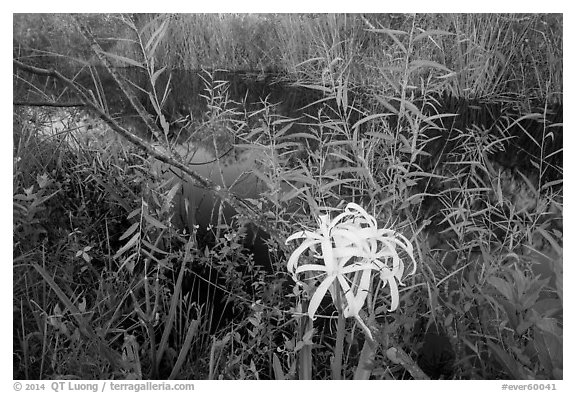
[
  {"left": 72, "top": 16, "right": 164, "bottom": 142},
  {"left": 13, "top": 100, "right": 86, "bottom": 108}
]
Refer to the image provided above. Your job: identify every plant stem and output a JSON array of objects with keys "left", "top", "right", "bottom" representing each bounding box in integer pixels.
[
  {"left": 298, "top": 316, "right": 313, "bottom": 380},
  {"left": 331, "top": 311, "right": 346, "bottom": 380},
  {"left": 354, "top": 338, "right": 376, "bottom": 380}
]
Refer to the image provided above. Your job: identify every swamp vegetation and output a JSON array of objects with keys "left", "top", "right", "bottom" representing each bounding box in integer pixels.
[{"left": 13, "top": 13, "right": 562, "bottom": 380}]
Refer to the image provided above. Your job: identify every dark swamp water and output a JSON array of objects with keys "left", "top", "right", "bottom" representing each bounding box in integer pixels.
[{"left": 15, "top": 67, "right": 563, "bottom": 329}]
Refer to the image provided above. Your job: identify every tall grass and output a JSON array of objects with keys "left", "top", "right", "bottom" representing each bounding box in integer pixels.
[
  {"left": 12, "top": 99, "right": 276, "bottom": 379},
  {"left": 14, "top": 14, "right": 561, "bottom": 103},
  {"left": 115, "top": 13, "right": 561, "bottom": 104}
]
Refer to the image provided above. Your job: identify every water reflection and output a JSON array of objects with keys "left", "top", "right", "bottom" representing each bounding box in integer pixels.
[{"left": 167, "top": 142, "right": 266, "bottom": 235}]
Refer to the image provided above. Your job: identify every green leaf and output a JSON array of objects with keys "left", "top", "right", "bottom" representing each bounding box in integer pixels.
[
  {"left": 413, "top": 29, "right": 453, "bottom": 42},
  {"left": 114, "top": 232, "right": 140, "bottom": 259},
  {"left": 297, "top": 83, "right": 332, "bottom": 93},
  {"left": 141, "top": 239, "right": 169, "bottom": 255},
  {"left": 376, "top": 96, "right": 400, "bottom": 114},
  {"left": 354, "top": 340, "right": 376, "bottom": 380},
  {"left": 160, "top": 72, "right": 173, "bottom": 107},
  {"left": 520, "top": 278, "right": 549, "bottom": 310},
  {"left": 366, "top": 131, "right": 395, "bottom": 142},
  {"left": 533, "top": 298, "right": 562, "bottom": 318},
  {"left": 118, "top": 252, "right": 138, "bottom": 274},
  {"left": 280, "top": 186, "right": 309, "bottom": 203},
  {"left": 164, "top": 182, "right": 181, "bottom": 210},
  {"left": 535, "top": 227, "right": 563, "bottom": 256},
  {"left": 119, "top": 222, "right": 140, "bottom": 241},
  {"left": 31, "top": 263, "right": 122, "bottom": 368},
  {"left": 486, "top": 340, "right": 526, "bottom": 379},
  {"left": 150, "top": 65, "right": 167, "bottom": 87},
  {"left": 127, "top": 208, "right": 142, "bottom": 220},
  {"left": 534, "top": 328, "right": 562, "bottom": 377},
  {"left": 302, "top": 327, "right": 316, "bottom": 345},
  {"left": 515, "top": 318, "right": 533, "bottom": 335},
  {"left": 500, "top": 298, "right": 520, "bottom": 330},
  {"left": 272, "top": 353, "right": 286, "bottom": 380},
  {"left": 370, "top": 27, "right": 408, "bottom": 53},
  {"left": 409, "top": 59, "right": 452, "bottom": 73},
  {"left": 488, "top": 276, "right": 515, "bottom": 302},
  {"left": 143, "top": 213, "right": 167, "bottom": 230},
  {"left": 534, "top": 316, "right": 562, "bottom": 337},
  {"left": 294, "top": 340, "right": 304, "bottom": 352},
  {"left": 148, "top": 92, "right": 163, "bottom": 118},
  {"left": 352, "top": 113, "right": 392, "bottom": 132},
  {"left": 97, "top": 49, "right": 143, "bottom": 68},
  {"left": 145, "top": 17, "right": 169, "bottom": 58}
]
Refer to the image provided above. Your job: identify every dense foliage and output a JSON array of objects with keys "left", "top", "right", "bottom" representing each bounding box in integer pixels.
[{"left": 13, "top": 13, "right": 562, "bottom": 380}]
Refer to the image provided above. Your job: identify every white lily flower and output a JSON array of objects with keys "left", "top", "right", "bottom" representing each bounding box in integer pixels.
[{"left": 285, "top": 203, "right": 416, "bottom": 340}]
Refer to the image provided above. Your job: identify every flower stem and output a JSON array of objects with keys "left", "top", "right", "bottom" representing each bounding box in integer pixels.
[
  {"left": 298, "top": 318, "right": 313, "bottom": 380},
  {"left": 331, "top": 311, "right": 346, "bottom": 380}
]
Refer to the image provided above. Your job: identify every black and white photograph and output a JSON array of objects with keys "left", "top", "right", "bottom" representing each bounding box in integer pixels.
[{"left": 11, "top": 9, "right": 564, "bottom": 383}]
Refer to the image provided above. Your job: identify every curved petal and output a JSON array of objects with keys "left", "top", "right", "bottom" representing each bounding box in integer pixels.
[
  {"left": 339, "top": 262, "right": 379, "bottom": 275},
  {"left": 286, "top": 230, "right": 322, "bottom": 243},
  {"left": 307, "top": 274, "right": 337, "bottom": 319},
  {"left": 335, "top": 254, "right": 355, "bottom": 271},
  {"left": 330, "top": 209, "right": 356, "bottom": 228},
  {"left": 385, "top": 273, "right": 400, "bottom": 311},
  {"left": 286, "top": 238, "right": 321, "bottom": 275},
  {"left": 320, "top": 238, "right": 337, "bottom": 274},
  {"left": 344, "top": 269, "right": 372, "bottom": 318},
  {"left": 345, "top": 203, "right": 377, "bottom": 228},
  {"left": 378, "top": 232, "right": 417, "bottom": 276},
  {"left": 294, "top": 264, "right": 329, "bottom": 278},
  {"left": 332, "top": 245, "right": 366, "bottom": 260},
  {"left": 332, "top": 227, "right": 364, "bottom": 248},
  {"left": 380, "top": 239, "right": 401, "bottom": 273}
]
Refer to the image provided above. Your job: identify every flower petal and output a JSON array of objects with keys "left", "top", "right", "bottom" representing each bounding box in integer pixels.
[
  {"left": 285, "top": 202, "right": 416, "bottom": 335},
  {"left": 385, "top": 272, "right": 400, "bottom": 311},
  {"left": 319, "top": 237, "right": 338, "bottom": 275},
  {"left": 286, "top": 230, "right": 322, "bottom": 243},
  {"left": 295, "top": 264, "right": 329, "bottom": 273},
  {"left": 286, "top": 238, "right": 321, "bottom": 275},
  {"left": 345, "top": 203, "right": 377, "bottom": 228},
  {"left": 344, "top": 269, "right": 372, "bottom": 318},
  {"left": 307, "top": 274, "right": 337, "bottom": 319}
]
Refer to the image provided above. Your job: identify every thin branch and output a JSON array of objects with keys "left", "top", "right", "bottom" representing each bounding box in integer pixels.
[
  {"left": 72, "top": 16, "right": 164, "bottom": 142},
  {"left": 13, "top": 100, "right": 85, "bottom": 108}
]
